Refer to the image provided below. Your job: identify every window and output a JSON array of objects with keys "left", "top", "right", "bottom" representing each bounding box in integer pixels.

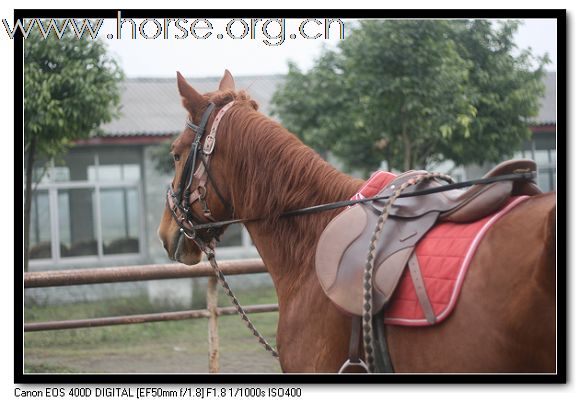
[
  {"left": 517, "top": 133, "right": 556, "bottom": 192},
  {"left": 100, "top": 188, "right": 139, "bottom": 255},
  {"left": 27, "top": 148, "right": 143, "bottom": 263},
  {"left": 28, "top": 190, "right": 52, "bottom": 260},
  {"left": 58, "top": 188, "right": 98, "bottom": 257}
]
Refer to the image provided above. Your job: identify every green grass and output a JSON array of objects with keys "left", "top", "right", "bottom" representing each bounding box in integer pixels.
[
  {"left": 24, "top": 285, "right": 281, "bottom": 373},
  {"left": 24, "top": 362, "right": 80, "bottom": 373}
]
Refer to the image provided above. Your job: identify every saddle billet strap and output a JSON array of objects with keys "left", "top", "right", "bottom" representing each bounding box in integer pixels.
[{"left": 408, "top": 252, "right": 436, "bottom": 324}]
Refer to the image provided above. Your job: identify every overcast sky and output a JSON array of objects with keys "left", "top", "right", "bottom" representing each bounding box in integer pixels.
[{"left": 101, "top": 18, "right": 557, "bottom": 78}]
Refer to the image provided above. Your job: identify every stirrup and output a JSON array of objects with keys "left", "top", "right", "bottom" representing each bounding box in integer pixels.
[{"left": 338, "top": 358, "right": 370, "bottom": 373}]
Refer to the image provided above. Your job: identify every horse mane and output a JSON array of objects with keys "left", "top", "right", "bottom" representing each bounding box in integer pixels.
[{"left": 215, "top": 90, "right": 362, "bottom": 282}]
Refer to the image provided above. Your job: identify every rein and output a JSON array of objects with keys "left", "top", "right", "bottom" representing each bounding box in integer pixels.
[{"left": 186, "top": 171, "right": 537, "bottom": 232}]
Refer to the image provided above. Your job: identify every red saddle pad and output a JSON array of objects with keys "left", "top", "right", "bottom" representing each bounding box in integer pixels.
[{"left": 350, "top": 171, "right": 529, "bottom": 327}]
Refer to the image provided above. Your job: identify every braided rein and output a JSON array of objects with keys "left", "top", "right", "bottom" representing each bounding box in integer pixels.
[
  {"left": 202, "top": 246, "right": 279, "bottom": 360},
  {"left": 361, "top": 172, "right": 454, "bottom": 372}
]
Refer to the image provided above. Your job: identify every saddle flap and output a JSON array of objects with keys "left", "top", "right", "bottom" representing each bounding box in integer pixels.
[
  {"left": 316, "top": 205, "right": 368, "bottom": 291},
  {"left": 316, "top": 201, "right": 440, "bottom": 316},
  {"left": 374, "top": 247, "right": 415, "bottom": 302}
]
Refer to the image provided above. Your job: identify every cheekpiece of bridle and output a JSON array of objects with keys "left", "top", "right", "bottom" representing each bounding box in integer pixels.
[{"left": 166, "top": 101, "right": 235, "bottom": 249}]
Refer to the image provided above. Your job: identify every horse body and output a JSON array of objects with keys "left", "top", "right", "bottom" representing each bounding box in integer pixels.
[
  {"left": 241, "top": 155, "right": 556, "bottom": 373},
  {"left": 158, "top": 71, "right": 556, "bottom": 373}
]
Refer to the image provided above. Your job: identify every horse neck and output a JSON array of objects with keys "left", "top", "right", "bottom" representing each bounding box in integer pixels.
[{"left": 220, "top": 109, "right": 362, "bottom": 295}]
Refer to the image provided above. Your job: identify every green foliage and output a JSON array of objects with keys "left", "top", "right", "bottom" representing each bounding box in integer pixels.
[
  {"left": 271, "top": 20, "right": 548, "bottom": 172},
  {"left": 23, "top": 20, "right": 124, "bottom": 272},
  {"left": 24, "top": 21, "right": 123, "bottom": 159},
  {"left": 443, "top": 20, "right": 549, "bottom": 165}
]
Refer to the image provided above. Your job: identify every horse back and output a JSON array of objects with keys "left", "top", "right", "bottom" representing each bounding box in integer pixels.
[{"left": 387, "top": 191, "right": 557, "bottom": 373}]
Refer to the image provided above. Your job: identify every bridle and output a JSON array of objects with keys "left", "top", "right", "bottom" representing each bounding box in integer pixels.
[
  {"left": 166, "top": 101, "right": 236, "bottom": 249},
  {"left": 165, "top": 99, "right": 280, "bottom": 360}
]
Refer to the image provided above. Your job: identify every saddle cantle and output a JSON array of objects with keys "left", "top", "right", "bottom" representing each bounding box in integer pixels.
[{"left": 315, "top": 159, "right": 542, "bottom": 318}]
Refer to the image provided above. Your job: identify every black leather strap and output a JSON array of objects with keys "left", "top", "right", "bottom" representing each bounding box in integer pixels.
[
  {"left": 183, "top": 172, "right": 537, "bottom": 232},
  {"left": 281, "top": 172, "right": 535, "bottom": 218},
  {"left": 182, "top": 103, "right": 216, "bottom": 203},
  {"left": 372, "top": 308, "right": 394, "bottom": 373},
  {"left": 348, "top": 316, "right": 362, "bottom": 363},
  {"left": 343, "top": 312, "right": 394, "bottom": 373}
]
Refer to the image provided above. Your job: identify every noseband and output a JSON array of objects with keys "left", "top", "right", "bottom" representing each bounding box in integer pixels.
[{"left": 166, "top": 101, "right": 236, "bottom": 248}]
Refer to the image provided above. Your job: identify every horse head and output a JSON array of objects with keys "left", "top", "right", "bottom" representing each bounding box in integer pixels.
[{"left": 158, "top": 70, "right": 249, "bottom": 265}]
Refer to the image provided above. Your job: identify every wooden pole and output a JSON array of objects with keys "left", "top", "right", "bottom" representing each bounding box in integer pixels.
[
  {"left": 24, "top": 259, "right": 266, "bottom": 288},
  {"left": 207, "top": 275, "right": 219, "bottom": 373},
  {"left": 23, "top": 304, "right": 279, "bottom": 331}
]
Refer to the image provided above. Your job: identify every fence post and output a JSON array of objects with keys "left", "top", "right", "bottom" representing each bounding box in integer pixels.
[{"left": 207, "top": 275, "right": 219, "bottom": 373}]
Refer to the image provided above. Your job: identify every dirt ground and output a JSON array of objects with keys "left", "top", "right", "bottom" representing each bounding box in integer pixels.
[{"left": 25, "top": 338, "right": 282, "bottom": 374}]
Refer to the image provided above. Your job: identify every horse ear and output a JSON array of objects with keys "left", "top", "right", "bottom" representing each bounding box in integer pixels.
[
  {"left": 176, "top": 71, "right": 205, "bottom": 112},
  {"left": 218, "top": 69, "right": 235, "bottom": 91}
]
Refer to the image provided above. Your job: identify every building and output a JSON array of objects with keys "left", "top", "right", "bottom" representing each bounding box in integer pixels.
[
  {"left": 521, "top": 71, "right": 557, "bottom": 191},
  {"left": 26, "top": 71, "right": 557, "bottom": 298},
  {"left": 463, "top": 71, "right": 557, "bottom": 189}
]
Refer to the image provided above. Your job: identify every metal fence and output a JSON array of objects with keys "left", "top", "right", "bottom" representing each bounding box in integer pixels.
[{"left": 23, "top": 258, "right": 278, "bottom": 373}]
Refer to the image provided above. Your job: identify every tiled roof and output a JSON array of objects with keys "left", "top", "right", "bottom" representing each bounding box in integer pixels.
[
  {"left": 100, "top": 75, "right": 284, "bottom": 136},
  {"left": 100, "top": 71, "right": 556, "bottom": 136}
]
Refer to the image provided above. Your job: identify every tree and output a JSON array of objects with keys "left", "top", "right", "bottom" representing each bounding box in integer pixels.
[
  {"left": 443, "top": 20, "right": 549, "bottom": 164},
  {"left": 23, "top": 24, "right": 123, "bottom": 271},
  {"left": 271, "top": 20, "right": 548, "bottom": 174}
]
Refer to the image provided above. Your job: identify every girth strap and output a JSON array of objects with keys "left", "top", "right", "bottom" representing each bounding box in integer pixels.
[{"left": 408, "top": 252, "right": 436, "bottom": 324}]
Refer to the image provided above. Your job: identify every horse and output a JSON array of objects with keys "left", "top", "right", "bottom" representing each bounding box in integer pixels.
[{"left": 157, "top": 70, "right": 557, "bottom": 373}]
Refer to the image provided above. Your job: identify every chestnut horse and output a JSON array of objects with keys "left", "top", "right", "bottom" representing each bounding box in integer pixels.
[{"left": 158, "top": 70, "right": 556, "bottom": 373}]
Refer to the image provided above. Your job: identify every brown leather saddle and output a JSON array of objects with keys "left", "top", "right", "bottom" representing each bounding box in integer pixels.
[{"left": 315, "top": 159, "right": 542, "bottom": 319}]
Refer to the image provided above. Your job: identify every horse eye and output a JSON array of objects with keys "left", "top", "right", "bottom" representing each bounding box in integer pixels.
[{"left": 173, "top": 154, "right": 180, "bottom": 162}]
